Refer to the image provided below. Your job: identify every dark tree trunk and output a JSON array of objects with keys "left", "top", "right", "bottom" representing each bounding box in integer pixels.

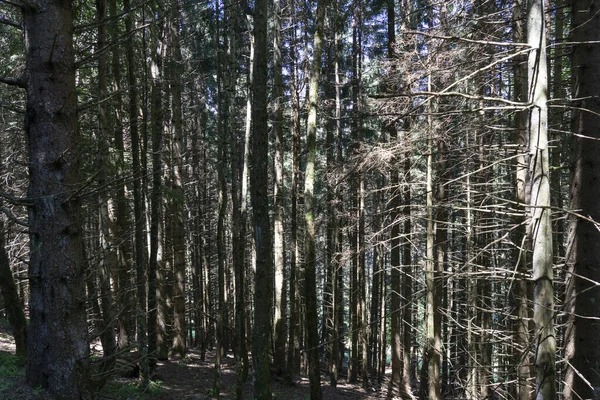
[
  {"left": 23, "top": 1, "right": 91, "bottom": 396},
  {"left": 251, "top": 0, "right": 274, "bottom": 397},
  {"left": 0, "top": 222, "right": 27, "bottom": 360},
  {"left": 564, "top": 0, "right": 600, "bottom": 398},
  {"left": 124, "top": 0, "right": 149, "bottom": 384}
]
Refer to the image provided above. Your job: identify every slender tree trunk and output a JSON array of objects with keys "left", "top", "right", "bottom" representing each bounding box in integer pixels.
[
  {"left": 96, "top": 0, "right": 117, "bottom": 372},
  {"left": 23, "top": 1, "right": 91, "bottom": 396},
  {"left": 148, "top": 0, "right": 165, "bottom": 372},
  {"left": 287, "top": 0, "right": 302, "bottom": 379},
  {"left": 527, "top": 1, "right": 555, "bottom": 398},
  {"left": 386, "top": 1, "right": 405, "bottom": 396},
  {"left": 214, "top": 0, "right": 226, "bottom": 394},
  {"left": 109, "top": 0, "right": 135, "bottom": 351},
  {"left": 401, "top": 121, "right": 413, "bottom": 398},
  {"left": 251, "top": 0, "right": 274, "bottom": 396},
  {"left": 423, "top": 76, "right": 440, "bottom": 400},
  {"left": 303, "top": 1, "right": 327, "bottom": 398},
  {"left": 511, "top": 0, "right": 533, "bottom": 398},
  {"left": 124, "top": 0, "right": 149, "bottom": 384},
  {"left": 272, "top": 0, "right": 287, "bottom": 376}
]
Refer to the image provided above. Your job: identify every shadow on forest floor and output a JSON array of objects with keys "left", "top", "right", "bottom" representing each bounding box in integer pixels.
[{"left": 0, "top": 321, "right": 389, "bottom": 399}]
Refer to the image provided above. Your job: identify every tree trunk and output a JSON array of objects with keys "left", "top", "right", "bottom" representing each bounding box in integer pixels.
[
  {"left": 124, "top": 0, "right": 149, "bottom": 384},
  {"left": 303, "top": 1, "right": 327, "bottom": 399},
  {"left": 0, "top": 221, "right": 27, "bottom": 360},
  {"left": 96, "top": 0, "right": 117, "bottom": 374},
  {"left": 564, "top": 0, "right": 600, "bottom": 397},
  {"left": 23, "top": 1, "right": 91, "bottom": 396},
  {"left": 109, "top": 0, "right": 135, "bottom": 351},
  {"left": 214, "top": 0, "right": 227, "bottom": 394},
  {"left": 527, "top": 1, "right": 555, "bottom": 398},
  {"left": 251, "top": 0, "right": 274, "bottom": 396},
  {"left": 169, "top": 0, "right": 187, "bottom": 358},
  {"left": 272, "top": 0, "right": 287, "bottom": 376},
  {"left": 287, "top": 0, "right": 302, "bottom": 380}
]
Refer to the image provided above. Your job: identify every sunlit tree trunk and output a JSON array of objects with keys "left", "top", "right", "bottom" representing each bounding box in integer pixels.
[
  {"left": 303, "top": 1, "right": 327, "bottom": 399},
  {"left": 286, "top": 0, "right": 302, "bottom": 379},
  {"left": 527, "top": 1, "right": 555, "bottom": 398},
  {"left": 169, "top": 0, "right": 187, "bottom": 358},
  {"left": 272, "top": 0, "right": 287, "bottom": 376}
]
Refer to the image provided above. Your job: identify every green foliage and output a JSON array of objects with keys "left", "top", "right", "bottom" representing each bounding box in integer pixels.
[{"left": 0, "top": 351, "right": 26, "bottom": 397}]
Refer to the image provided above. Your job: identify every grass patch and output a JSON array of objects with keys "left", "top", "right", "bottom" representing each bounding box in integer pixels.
[{"left": 0, "top": 351, "right": 27, "bottom": 397}]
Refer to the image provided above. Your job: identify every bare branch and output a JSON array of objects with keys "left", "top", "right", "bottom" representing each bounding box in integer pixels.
[
  {"left": 404, "top": 30, "right": 532, "bottom": 48},
  {"left": 0, "top": 206, "right": 28, "bottom": 227},
  {"left": 0, "top": 76, "right": 26, "bottom": 89},
  {"left": 0, "top": 15, "right": 21, "bottom": 29},
  {"left": 0, "top": 191, "right": 32, "bottom": 207}
]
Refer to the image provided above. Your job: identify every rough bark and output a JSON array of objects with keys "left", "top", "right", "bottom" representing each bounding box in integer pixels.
[
  {"left": 564, "top": 0, "right": 600, "bottom": 398},
  {"left": 251, "top": 0, "right": 274, "bottom": 396},
  {"left": 23, "top": 1, "right": 91, "bottom": 396}
]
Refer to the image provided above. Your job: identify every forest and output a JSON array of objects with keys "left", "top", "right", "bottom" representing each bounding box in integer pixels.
[{"left": 0, "top": 0, "right": 599, "bottom": 398}]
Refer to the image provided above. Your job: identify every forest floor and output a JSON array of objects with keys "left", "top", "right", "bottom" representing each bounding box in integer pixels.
[{"left": 0, "top": 321, "right": 389, "bottom": 399}]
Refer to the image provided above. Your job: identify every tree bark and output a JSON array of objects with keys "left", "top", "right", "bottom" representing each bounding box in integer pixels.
[
  {"left": 169, "top": 0, "right": 187, "bottom": 358},
  {"left": 303, "top": 1, "right": 328, "bottom": 399},
  {"left": 527, "top": 1, "right": 555, "bottom": 398},
  {"left": 23, "top": 1, "right": 91, "bottom": 396},
  {"left": 251, "top": 0, "right": 274, "bottom": 396},
  {"left": 564, "top": 0, "right": 600, "bottom": 398}
]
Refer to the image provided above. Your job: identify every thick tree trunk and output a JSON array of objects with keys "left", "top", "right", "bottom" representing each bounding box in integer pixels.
[
  {"left": 23, "top": 1, "right": 91, "bottom": 396},
  {"left": 564, "top": 0, "right": 600, "bottom": 398}
]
